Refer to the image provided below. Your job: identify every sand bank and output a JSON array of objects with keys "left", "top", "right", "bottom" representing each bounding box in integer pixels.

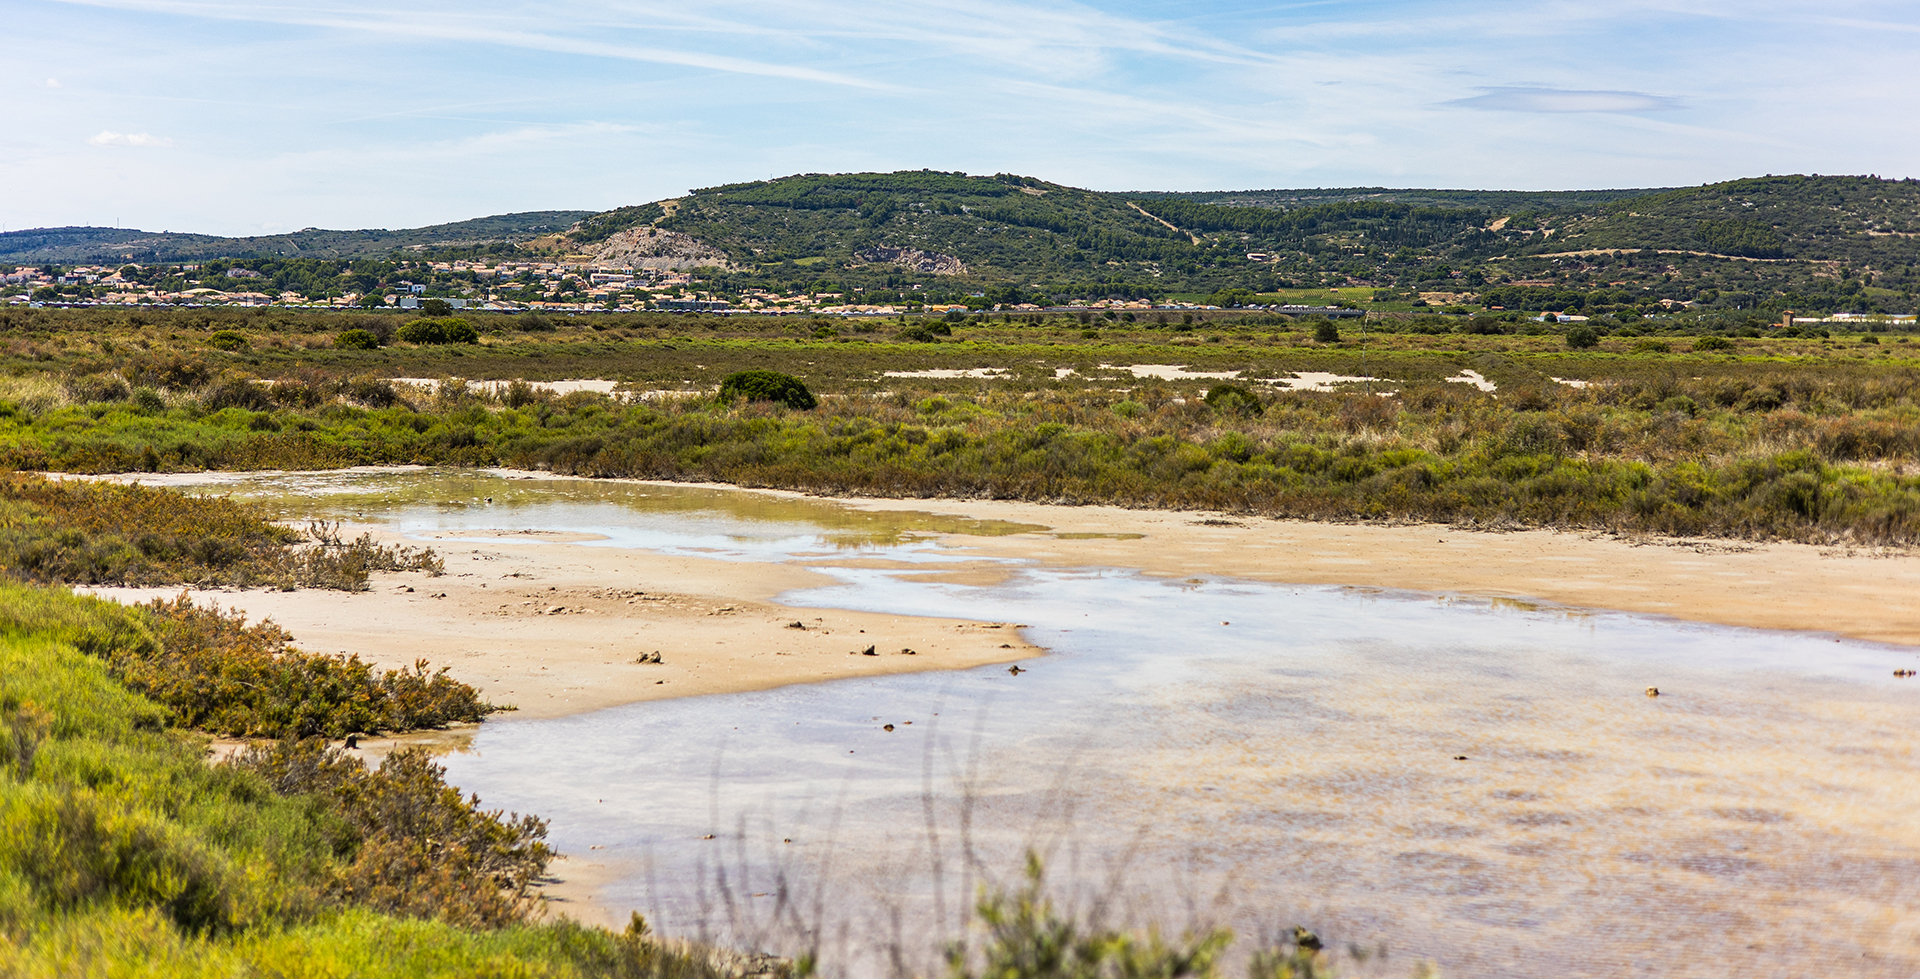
[
  {"left": 807, "top": 493, "right": 1920, "bottom": 649},
  {"left": 82, "top": 532, "right": 1038, "bottom": 724}
]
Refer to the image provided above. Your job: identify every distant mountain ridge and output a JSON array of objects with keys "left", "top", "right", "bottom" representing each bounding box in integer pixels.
[
  {"left": 8, "top": 174, "right": 1920, "bottom": 306},
  {"left": 0, "top": 211, "right": 594, "bottom": 264}
]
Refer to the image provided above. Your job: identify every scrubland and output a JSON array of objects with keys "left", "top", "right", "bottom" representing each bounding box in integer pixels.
[{"left": 1, "top": 306, "right": 1917, "bottom": 545}]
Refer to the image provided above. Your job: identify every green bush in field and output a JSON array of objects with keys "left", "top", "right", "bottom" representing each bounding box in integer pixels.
[
  {"left": 395, "top": 318, "right": 477, "bottom": 345},
  {"left": 1564, "top": 325, "right": 1600, "bottom": 349},
  {"left": 717, "top": 370, "right": 817, "bottom": 410},
  {"left": 1694, "top": 335, "right": 1735, "bottom": 352},
  {"left": 1204, "top": 383, "right": 1264, "bottom": 416},
  {"left": 334, "top": 329, "right": 380, "bottom": 350},
  {"left": 206, "top": 330, "right": 249, "bottom": 351},
  {"left": 1313, "top": 320, "right": 1340, "bottom": 343}
]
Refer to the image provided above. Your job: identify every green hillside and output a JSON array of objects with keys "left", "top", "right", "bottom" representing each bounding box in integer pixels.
[
  {"left": 559, "top": 171, "right": 1920, "bottom": 312},
  {"left": 1542, "top": 174, "right": 1920, "bottom": 264},
  {"left": 8, "top": 173, "right": 1920, "bottom": 315}
]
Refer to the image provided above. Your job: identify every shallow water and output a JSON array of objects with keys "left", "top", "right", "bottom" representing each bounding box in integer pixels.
[
  {"left": 166, "top": 467, "right": 1044, "bottom": 552},
  {"left": 174, "top": 471, "right": 1920, "bottom": 977}
]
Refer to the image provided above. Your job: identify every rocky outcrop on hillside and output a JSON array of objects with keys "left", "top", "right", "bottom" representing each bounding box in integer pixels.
[
  {"left": 589, "top": 226, "right": 732, "bottom": 270},
  {"left": 854, "top": 247, "right": 968, "bottom": 276}
]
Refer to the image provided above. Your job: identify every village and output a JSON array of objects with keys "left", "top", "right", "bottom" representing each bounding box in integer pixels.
[{"left": 0, "top": 256, "right": 1253, "bottom": 316}]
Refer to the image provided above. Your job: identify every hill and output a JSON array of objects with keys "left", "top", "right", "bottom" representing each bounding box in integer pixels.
[
  {"left": 7, "top": 173, "right": 1920, "bottom": 315},
  {"left": 1543, "top": 174, "right": 1920, "bottom": 264},
  {"left": 0, "top": 211, "right": 594, "bottom": 264},
  {"left": 550, "top": 172, "right": 1919, "bottom": 310}
]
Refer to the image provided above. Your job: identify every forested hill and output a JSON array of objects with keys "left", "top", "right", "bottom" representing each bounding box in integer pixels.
[
  {"left": 1144, "top": 187, "right": 1662, "bottom": 212},
  {"left": 1546, "top": 175, "right": 1920, "bottom": 263},
  {"left": 558, "top": 171, "right": 1920, "bottom": 306},
  {"left": 10, "top": 172, "right": 1920, "bottom": 315},
  {"left": 0, "top": 211, "right": 593, "bottom": 264}
]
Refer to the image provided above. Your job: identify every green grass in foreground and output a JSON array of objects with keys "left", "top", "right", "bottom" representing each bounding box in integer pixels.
[{"left": 0, "top": 581, "right": 727, "bottom": 978}]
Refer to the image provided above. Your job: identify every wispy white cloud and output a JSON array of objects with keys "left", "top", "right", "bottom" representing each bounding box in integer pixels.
[
  {"left": 1448, "top": 87, "right": 1683, "bottom": 113},
  {"left": 10, "top": 0, "right": 1920, "bottom": 234},
  {"left": 53, "top": 0, "right": 902, "bottom": 90},
  {"left": 45, "top": 78, "right": 61, "bottom": 88},
  {"left": 87, "top": 130, "right": 173, "bottom": 147}
]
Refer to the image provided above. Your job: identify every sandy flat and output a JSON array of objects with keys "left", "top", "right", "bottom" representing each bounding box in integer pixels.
[
  {"left": 82, "top": 534, "right": 1038, "bottom": 723},
  {"left": 596, "top": 477, "right": 1920, "bottom": 649}
]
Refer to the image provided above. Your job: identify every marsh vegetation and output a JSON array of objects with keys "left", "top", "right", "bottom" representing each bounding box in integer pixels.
[{"left": 2, "top": 306, "right": 1919, "bottom": 544}]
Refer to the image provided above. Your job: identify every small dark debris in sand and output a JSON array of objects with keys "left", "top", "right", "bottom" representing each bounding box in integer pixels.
[
  {"left": 1453, "top": 756, "right": 1469, "bottom": 761},
  {"left": 883, "top": 724, "right": 895, "bottom": 732},
  {"left": 1008, "top": 665, "right": 1026, "bottom": 675},
  {"left": 1194, "top": 518, "right": 1242, "bottom": 527},
  {"left": 1646, "top": 687, "right": 1661, "bottom": 697},
  {"left": 1896, "top": 669, "right": 1916, "bottom": 678},
  {"left": 786, "top": 621, "right": 807, "bottom": 629},
  {"left": 854, "top": 645, "right": 877, "bottom": 656},
  {"left": 634, "top": 651, "right": 662, "bottom": 664}
]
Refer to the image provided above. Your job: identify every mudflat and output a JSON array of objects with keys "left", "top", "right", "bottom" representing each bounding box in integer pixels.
[
  {"left": 816, "top": 491, "right": 1920, "bottom": 648},
  {"left": 79, "top": 470, "right": 1920, "bottom": 729}
]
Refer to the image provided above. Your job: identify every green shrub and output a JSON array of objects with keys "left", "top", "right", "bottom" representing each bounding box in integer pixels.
[
  {"left": 230, "top": 740, "right": 549, "bottom": 927},
  {"left": 1204, "top": 384, "right": 1264, "bottom": 416},
  {"left": 1565, "top": 325, "right": 1600, "bottom": 349},
  {"left": 206, "top": 331, "right": 248, "bottom": 352},
  {"left": 202, "top": 377, "right": 274, "bottom": 412},
  {"left": 66, "top": 374, "right": 130, "bottom": 404},
  {"left": 1313, "top": 320, "right": 1340, "bottom": 343},
  {"left": 0, "top": 477, "right": 439, "bottom": 592},
  {"left": 1693, "top": 335, "right": 1735, "bottom": 352},
  {"left": 114, "top": 594, "right": 488, "bottom": 738},
  {"left": 717, "top": 370, "right": 817, "bottom": 410},
  {"left": 948, "top": 854, "right": 1231, "bottom": 979},
  {"left": 334, "top": 329, "right": 380, "bottom": 350},
  {"left": 395, "top": 318, "right": 477, "bottom": 345}
]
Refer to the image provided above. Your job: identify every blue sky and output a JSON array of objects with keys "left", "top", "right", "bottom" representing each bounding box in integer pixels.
[{"left": 6, "top": 0, "right": 1918, "bottom": 236}]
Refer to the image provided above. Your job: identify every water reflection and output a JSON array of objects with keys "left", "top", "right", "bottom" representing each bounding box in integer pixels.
[
  {"left": 161, "top": 469, "right": 1920, "bottom": 977},
  {"left": 160, "top": 467, "right": 1046, "bottom": 551},
  {"left": 445, "top": 570, "right": 1918, "bottom": 979}
]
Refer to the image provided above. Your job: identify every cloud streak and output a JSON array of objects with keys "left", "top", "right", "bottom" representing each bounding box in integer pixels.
[
  {"left": 1447, "top": 87, "right": 1684, "bottom": 113},
  {"left": 55, "top": 0, "right": 900, "bottom": 90},
  {"left": 10, "top": 0, "right": 1920, "bottom": 235},
  {"left": 87, "top": 131, "right": 173, "bottom": 147}
]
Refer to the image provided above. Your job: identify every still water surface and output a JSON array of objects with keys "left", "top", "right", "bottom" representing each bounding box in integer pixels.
[{"left": 184, "top": 470, "right": 1920, "bottom": 978}]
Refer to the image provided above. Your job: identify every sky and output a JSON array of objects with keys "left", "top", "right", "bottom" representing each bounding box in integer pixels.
[{"left": 5, "top": 0, "right": 1919, "bottom": 237}]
